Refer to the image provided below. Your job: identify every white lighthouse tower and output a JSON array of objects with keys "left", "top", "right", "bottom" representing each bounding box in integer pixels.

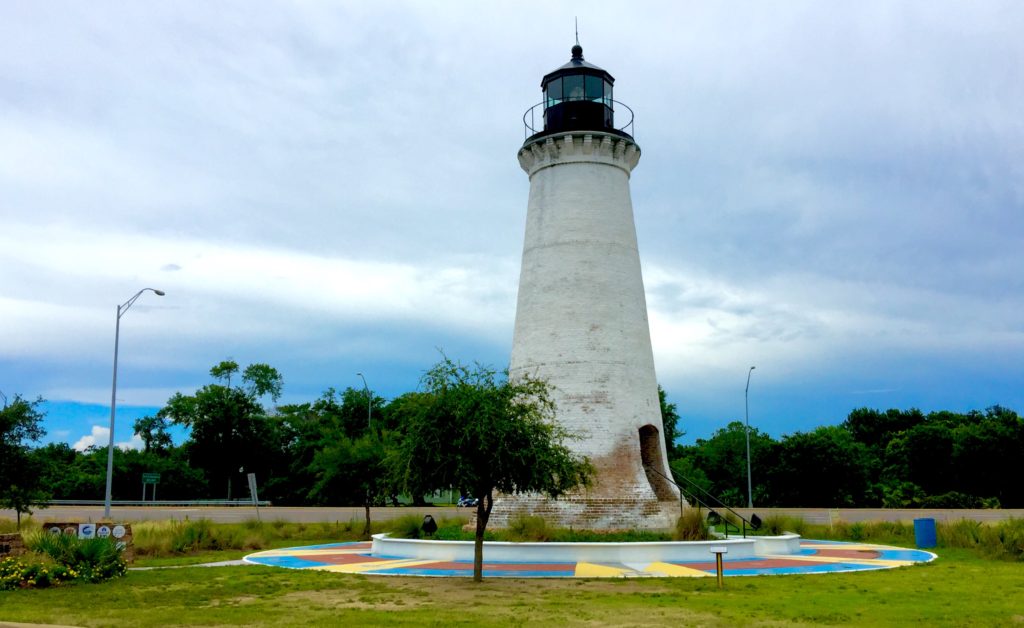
[{"left": 493, "top": 44, "right": 681, "bottom": 530}]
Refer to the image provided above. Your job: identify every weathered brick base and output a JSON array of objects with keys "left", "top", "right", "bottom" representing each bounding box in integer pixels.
[{"left": 486, "top": 493, "right": 681, "bottom": 531}]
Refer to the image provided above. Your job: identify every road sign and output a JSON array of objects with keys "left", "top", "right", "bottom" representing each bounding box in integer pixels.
[
  {"left": 247, "top": 473, "right": 261, "bottom": 521},
  {"left": 142, "top": 473, "right": 161, "bottom": 483}
]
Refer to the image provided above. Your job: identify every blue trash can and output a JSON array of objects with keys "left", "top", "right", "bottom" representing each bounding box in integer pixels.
[{"left": 914, "top": 518, "right": 937, "bottom": 548}]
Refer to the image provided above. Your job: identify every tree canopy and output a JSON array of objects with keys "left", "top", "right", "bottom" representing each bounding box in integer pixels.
[
  {"left": 389, "top": 358, "right": 592, "bottom": 581},
  {"left": 0, "top": 395, "right": 49, "bottom": 527},
  {"left": 8, "top": 356, "right": 1022, "bottom": 532}
]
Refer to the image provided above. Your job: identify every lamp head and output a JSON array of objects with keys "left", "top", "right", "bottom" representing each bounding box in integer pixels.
[{"left": 154, "top": 289, "right": 166, "bottom": 296}]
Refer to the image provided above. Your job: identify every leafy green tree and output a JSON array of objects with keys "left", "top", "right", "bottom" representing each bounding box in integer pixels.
[
  {"left": 159, "top": 360, "right": 283, "bottom": 498},
  {"left": 308, "top": 430, "right": 390, "bottom": 536},
  {"left": 132, "top": 415, "right": 173, "bottom": 453},
  {"left": 767, "top": 425, "right": 872, "bottom": 507},
  {"left": 950, "top": 406, "right": 1024, "bottom": 507},
  {"left": 843, "top": 407, "right": 925, "bottom": 451},
  {"left": 883, "top": 422, "right": 955, "bottom": 496},
  {"left": 0, "top": 395, "right": 50, "bottom": 527},
  {"left": 32, "top": 442, "right": 105, "bottom": 500},
  {"left": 658, "top": 385, "right": 683, "bottom": 459},
  {"left": 209, "top": 360, "right": 240, "bottom": 386},
  {"left": 675, "top": 421, "right": 776, "bottom": 507},
  {"left": 389, "top": 358, "right": 592, "bottom": 582}
]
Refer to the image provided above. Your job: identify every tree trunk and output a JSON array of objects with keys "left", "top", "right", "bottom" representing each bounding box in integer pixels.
[
  {"left": 363, "top": 501, "right": 372, "bottom": 539},
  {"left": 473, "top": 490, "right": 493, "bottom": 583},
  {"left": 16, "top": 509, "right": 21, "bottom": 530}
]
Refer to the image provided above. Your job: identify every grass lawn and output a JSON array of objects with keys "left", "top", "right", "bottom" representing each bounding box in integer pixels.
[{"left": 1, "top": 548, "right": 1022, "bottom": 626}]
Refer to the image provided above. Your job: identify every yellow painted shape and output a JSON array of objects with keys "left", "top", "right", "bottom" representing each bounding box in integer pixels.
[
  {"left": 574, "top": 562, "right": 628, "bottom": 578},
  {"left": 646, "top": 561, "right": 712, "bottom": 577},
  {"left": 312, "top": 559, "right": 438, "bottom": 573}
]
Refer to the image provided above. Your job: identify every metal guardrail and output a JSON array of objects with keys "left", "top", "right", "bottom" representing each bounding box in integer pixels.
[
  {"left": 522, "top": 99, "right": 636, "bottom": 140},
  {"left": 46, "top": 499, "right": 272, "bottom": 507},
  {"left": 647, "top": 467, "right": 760, "bottom": 538}
]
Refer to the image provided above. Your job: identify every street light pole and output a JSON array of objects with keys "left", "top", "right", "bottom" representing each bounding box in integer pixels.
[
  {"left": 356, "top": 372, "right": 371, "bottom": 429},
  {"left": 104, "top": 288, "right": 165, "bottom": 519},
  {"left": 744, "top": 365, "right": 756, "bottom": 510}
]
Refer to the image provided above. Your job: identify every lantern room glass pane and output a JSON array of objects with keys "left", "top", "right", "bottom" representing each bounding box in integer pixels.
[
  {"left": 586, "top": 75, "right": 604, "bottom": 101},
  {"left": 604, "top": 80, "right": 613, "bottom": 106},
  {"left": 545, "top": 77, "right": 562, "bottom": 107},
  {"left": 563, "top": 75, "right": 584, "bottom": 101}
]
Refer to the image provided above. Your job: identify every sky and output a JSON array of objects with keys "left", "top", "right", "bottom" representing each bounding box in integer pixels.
[{"left": 2, "top": 1, "right": 1022, "bottom": 451}]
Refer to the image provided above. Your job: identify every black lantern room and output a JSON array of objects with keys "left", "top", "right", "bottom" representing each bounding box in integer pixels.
[{"left": 540, "top": 44, "right": 620, "bottom": 137}]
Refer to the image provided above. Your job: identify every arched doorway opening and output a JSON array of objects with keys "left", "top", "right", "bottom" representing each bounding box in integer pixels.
[{"left": 639, "top": 424, "right": 675, "bottom": 500}]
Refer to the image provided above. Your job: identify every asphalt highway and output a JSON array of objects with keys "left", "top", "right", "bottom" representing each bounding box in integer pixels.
[{"left": 3, "top": 505, "right": 1022, "bottom": 524}]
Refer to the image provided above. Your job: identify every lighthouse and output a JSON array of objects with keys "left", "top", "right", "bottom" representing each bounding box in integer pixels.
[{"left": 493, "top": 44, "right": 681, "bottom": 530}]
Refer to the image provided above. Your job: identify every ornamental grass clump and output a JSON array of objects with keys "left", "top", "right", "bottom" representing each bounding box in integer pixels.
[
  {"left": 507, "top": 515, "right": 552, "bottom": 542},
  {"left": 938, "top": 518, "right": 1024, "bottom": 560},
  {"left": 674, "top": 508, "right": 711, "bottom": 541}
]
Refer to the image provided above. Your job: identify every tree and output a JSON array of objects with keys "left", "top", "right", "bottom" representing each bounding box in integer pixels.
[
  {"left": 389, "top": 358, "right": 592, "bottom": 582},
  {"left": 766, "top": 426, "right": 872, "bottom": 507},
  {"left": 308, "top": 430, "right": 390, "bottom": 536},
  {"left": 133, "top": 415, "right": 173, "bottom": 453},
  {"left": 675, "top": 421, "right": 776, "bottom": 507},
  {"left": 658, "top": 385, "right": 683, "bottom": 459},
  {"left": 0, "top": 395, "right": 50, "bottom": 528},
  {"left": 843, "top": 407, "right": 925, "bottom": 451},
  {"left": 159, "top": 360, "right": 283, "bottom": 498}
]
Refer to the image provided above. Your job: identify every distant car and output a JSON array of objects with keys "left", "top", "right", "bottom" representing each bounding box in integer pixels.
[{"left": 457, "top": 496, "right": 478, "bottom": 508}]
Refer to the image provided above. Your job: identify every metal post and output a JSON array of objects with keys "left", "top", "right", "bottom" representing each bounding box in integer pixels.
[
  {"left": 357, "top": 372, "right": 371, "bottom": 429},
  {"left": 103, "top": 288, "right": 164, "bottom": 519},
  {"left": 710, "top": 546, "right": 727, "bottom": 588},
  {"left": 744, "top": 366, "right": 756, "bottom": 510},
  {"left": 103, "top": 306, "right": 122, "bottom": 519}
]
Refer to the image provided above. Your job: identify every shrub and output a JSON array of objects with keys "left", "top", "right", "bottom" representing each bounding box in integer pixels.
[
  {"left": 387, "top": 514, "right": 428, "bottom": 539},
  {"left": 938, "top": 518, "right": 1024, "bottom": 561},
  {"left": 507, "top": 515, "right": 551, "bottom": 542},
  {"left": 674, "top": 508, "right": 710, "bottom": 541},
  {"left": 759, "top": 515, "right": 806, "bottom": 536},
  {"left": 1, "top": 555, "right": 75, "bottom": 590},
  {"left": 22, "top": 533, "right": 126, "bottom": 584}
]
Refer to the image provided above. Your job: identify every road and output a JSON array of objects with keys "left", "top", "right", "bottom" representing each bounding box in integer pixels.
[
  {"left": 2, "top": 505, "right": 459, "bottom": 524},
  {"left": 4, "top": 505, "right": 1022, "bottom": 525}
]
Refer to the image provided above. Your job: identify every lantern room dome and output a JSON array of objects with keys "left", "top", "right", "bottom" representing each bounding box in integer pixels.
[{"left": 524, "top": 44, "right": 633, "bottom": 142}]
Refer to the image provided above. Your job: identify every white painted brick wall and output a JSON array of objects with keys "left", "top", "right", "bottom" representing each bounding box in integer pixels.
[{"left": 495, "top": 132, "right": 683, "bottom": 530}]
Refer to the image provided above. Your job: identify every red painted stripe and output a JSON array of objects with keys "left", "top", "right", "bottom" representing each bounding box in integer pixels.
[
  {"left": 295, "top": 553, "right": 384, "bottom": 565},
  {"left": 415, "top": 561, "right": 571, "bottom": 572},
  {"left": 810, "top": 549, "right": 880, "bottom": 559}
]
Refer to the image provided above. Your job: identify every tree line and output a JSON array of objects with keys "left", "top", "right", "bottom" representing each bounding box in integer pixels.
[
  {"left": 4, "top": 360, "right": 1022, "bottom": 521},
  {"left": 2, "top": 357, "right": 591, "bottom": 582},
  {"left": 668, "top": 405, "right": 1024, "bottom": 509}
]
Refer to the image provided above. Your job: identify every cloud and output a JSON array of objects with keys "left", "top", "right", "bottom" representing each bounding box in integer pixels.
[
  {"left": 2, "top": 2, "right": 1022, "bottom": 440},
  {"left": 72, "top": 425, "right": 108, "bottom": 452},
  {"left": 71, "top": 425, "right": 144, "bottom": 452}
]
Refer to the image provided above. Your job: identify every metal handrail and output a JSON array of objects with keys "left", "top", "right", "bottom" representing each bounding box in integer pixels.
[
  {"left": 647, "top": 466, "right": 758, "bottom": 538},
  {"left": 522, "top": 99, "right": 636, "bottom": 140}
]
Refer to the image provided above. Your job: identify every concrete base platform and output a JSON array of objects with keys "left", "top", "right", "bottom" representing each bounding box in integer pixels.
[
  {"left": 370, "top": 533, "right": 801, "bottom": 563},
  {"left": 244, "top": 538, "right": 935, "bottom": 578}
]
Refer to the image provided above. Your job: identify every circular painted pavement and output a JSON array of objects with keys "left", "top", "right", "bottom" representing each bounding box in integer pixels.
[{"left": 244, "top": 539, "right": 936, "bottom": 578}]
